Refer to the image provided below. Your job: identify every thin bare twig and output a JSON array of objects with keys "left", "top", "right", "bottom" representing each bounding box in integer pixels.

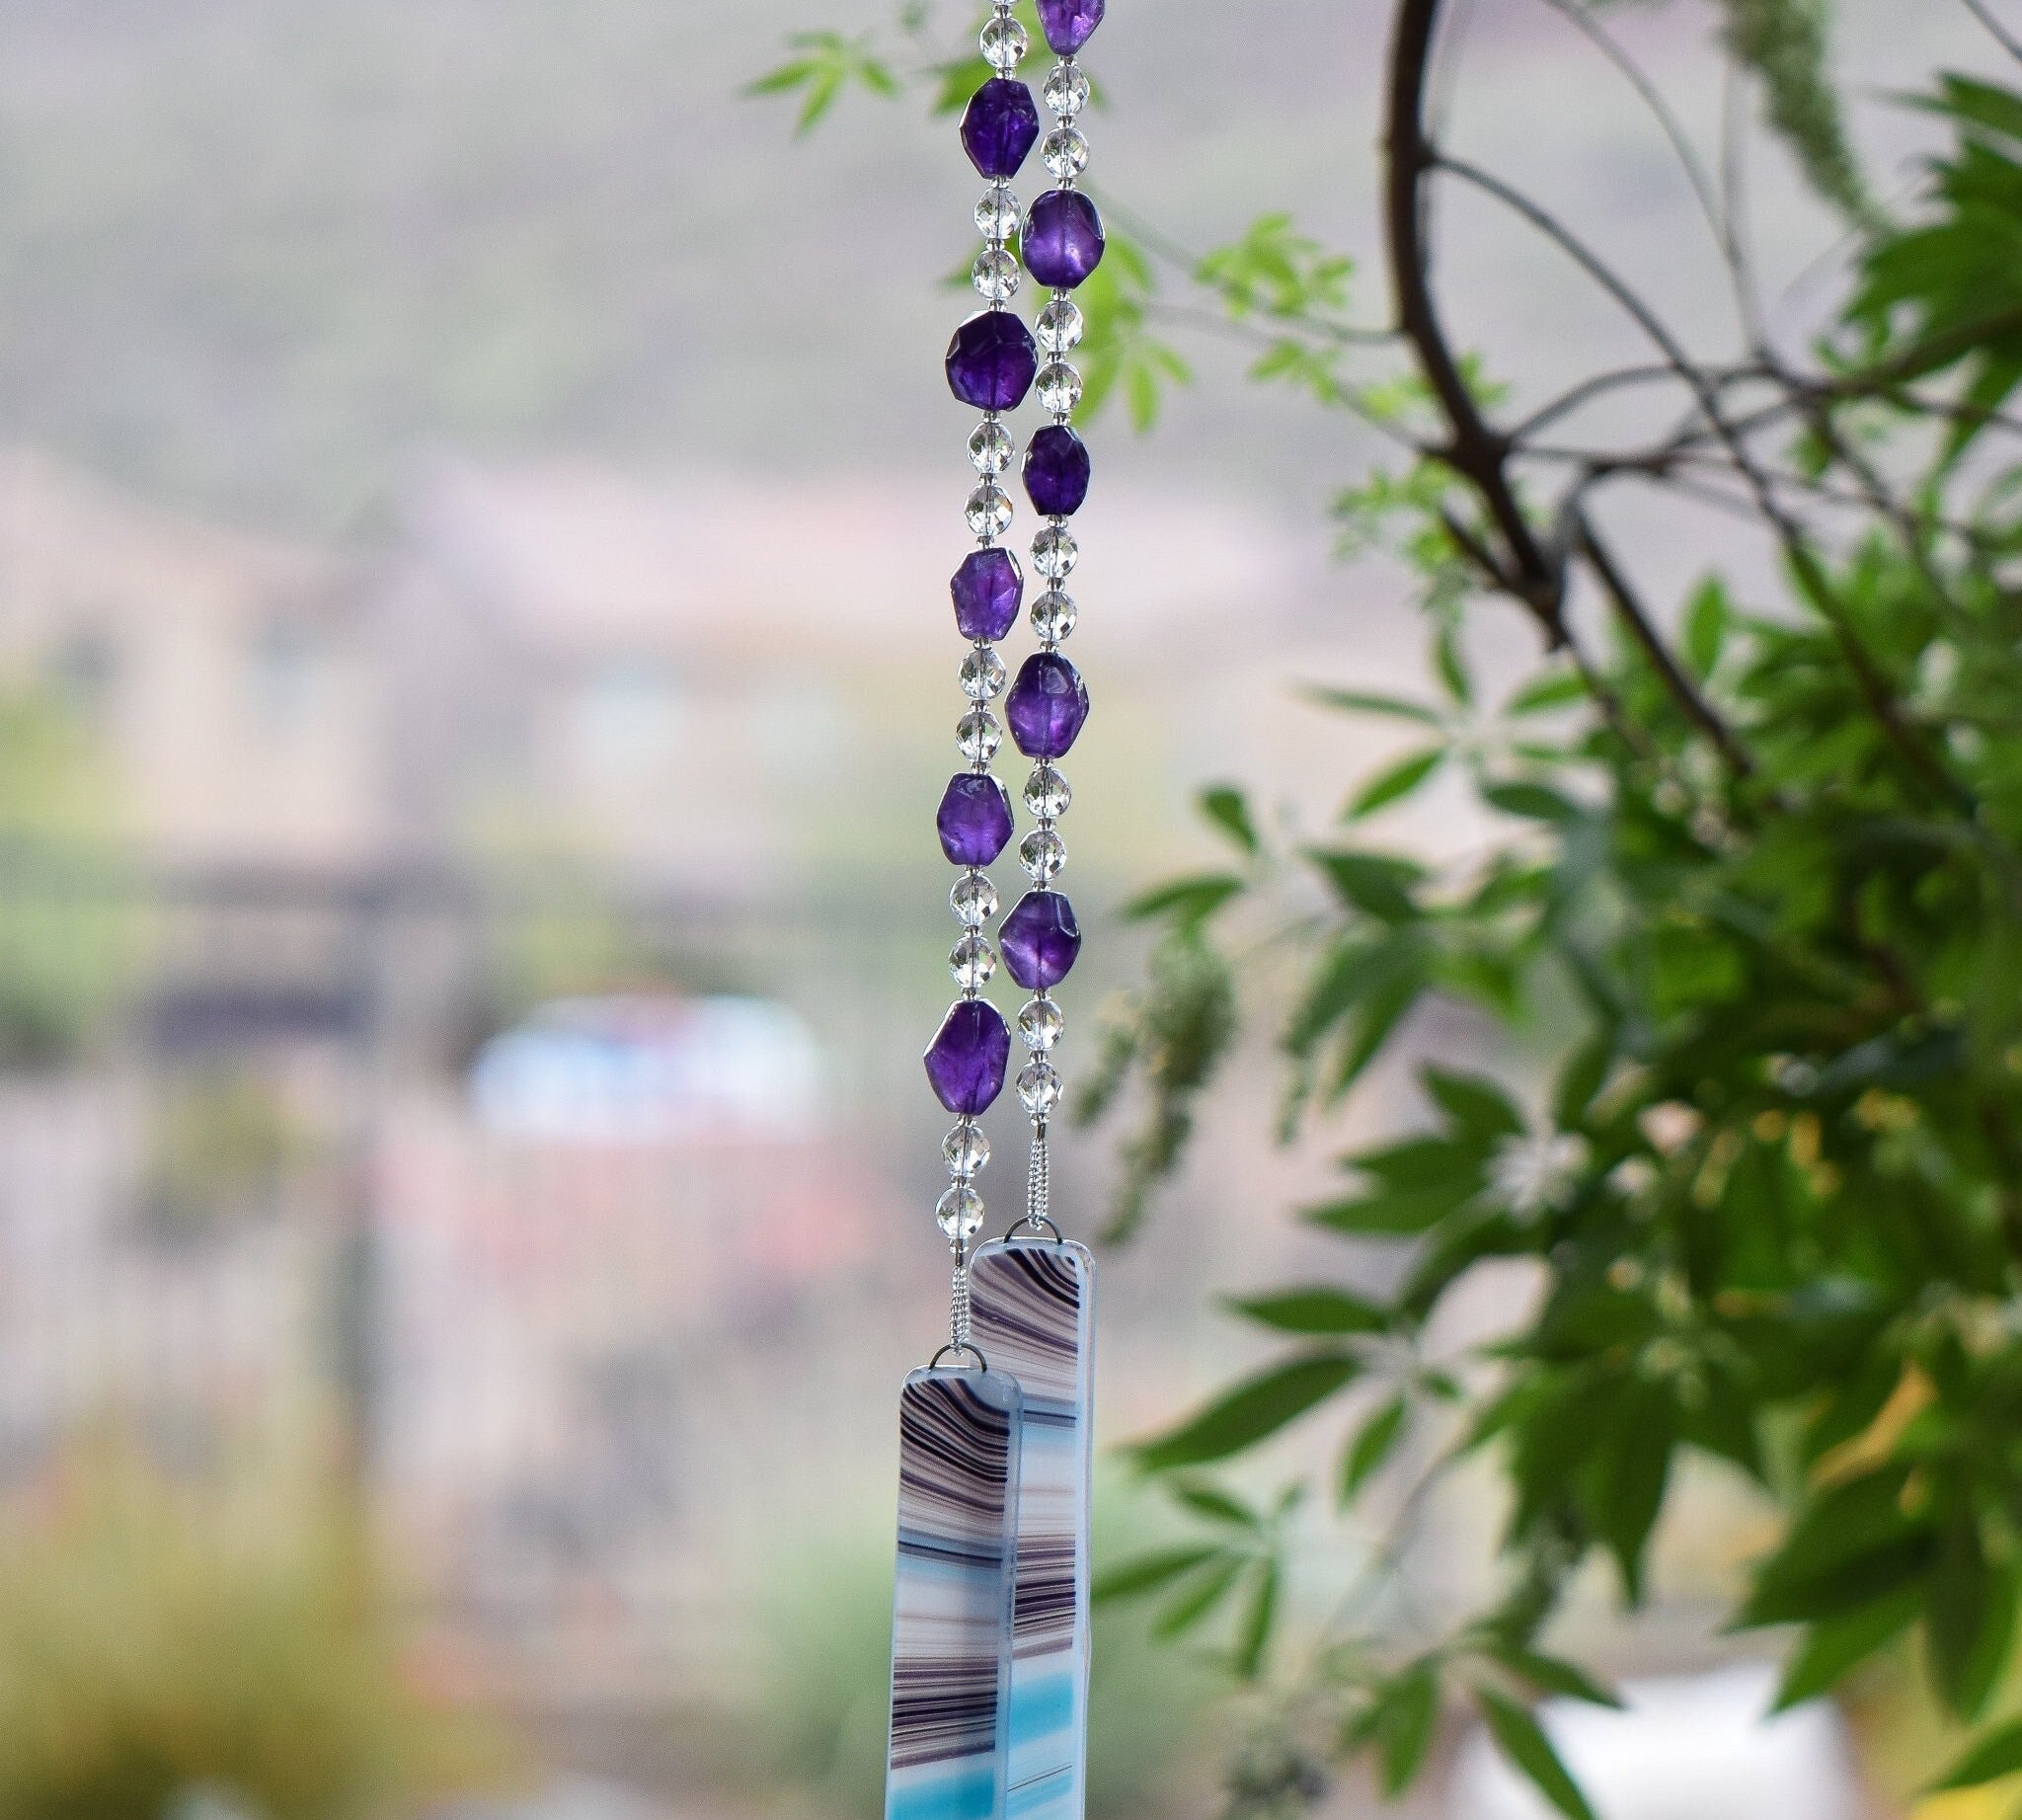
[{"left": 1962, "top": 0, "right": 2022, "bottom": 64}]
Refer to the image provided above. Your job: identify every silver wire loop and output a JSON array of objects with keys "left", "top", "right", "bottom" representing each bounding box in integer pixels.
[
  {"left": 1006, "top": 1214, "right": 1065, "bottom": 1244},
  {"left": 929, "top": 1342, "right": 989, "bottom": 1372}
]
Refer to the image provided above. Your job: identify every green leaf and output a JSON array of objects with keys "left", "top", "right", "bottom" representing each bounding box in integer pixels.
[
  {"left": 1348, "top": 749, "right": 1446, "bottom": 820},
  {"left": 1435, "top": 626, "right": 1474, "bottom": 705},
  {"left": 1153, "top": 1555, "right": 1245, "bottom": 1638},
  {"left": 1371, "top": 1665, "right": 1441, "bottom": 1793},
  {"left": 1232, "top": 1558, "right": 1281, "bottom": 1680},
  {"left": 1092, "top": 1544, "right": 1222, "bottom": 1602},
  {"left": 1133, "top": 1351, "right": 1362, "bottom": 1471},
  {"left": 1478, "top": 1690, "right": 1598, "bottom": 1820},
  {"left": 1306, "top": 849, "right": 1427, "bottom": 922},
  {"left": 1483, "top": 780, "right": 1582, "bottom": 823},
  {"left": 1303, "top": 686, "right": 1444, "bottom": 727},
  {"left": 1490, "top": 1648, "right": 1624, "bottom": 1710},
  {"left": 1228, "top": 1288, "right": 1390, "bottom": 1336},
  {"left": 1771, "top": 1588, "right": 1921, "bottom": 1711},
  {"left": 1199, "top": 785, "right": 1260, "bottom": 855},
  {"left": 1422, "top": 1068, "right": 1525, "bottom": 1140},
  {"left": 1595, "top": 1381, "right": 1675, "bottom": 1604},
  {"left": 1741, "top": 1467, "right": 1937, "bottom": 1626},
  {"left": 747, "top": 31, "right": 897, "bottom": 132},
  {"left": 1506, "top": 671, "right": 1589, "bottom": 716},
  {"left": 1341, "top": 1395, "right": 1410, "bottom": 1504},
  {"left": 1929, "top": 1716, "right": 2022, "bottom": 1793},
  {"left": 1927, "top": 1516, "right": 2015, "bottom": 1721},
  {"left": 1170, "top": 1482, "right": 1261, "bottom": 1530},
  {"left": 1684, "top": 579, "right": 1731, "bottom": 678},
  {"left": 1122, "top": 873, "right": 1245, "bottom": 925}
]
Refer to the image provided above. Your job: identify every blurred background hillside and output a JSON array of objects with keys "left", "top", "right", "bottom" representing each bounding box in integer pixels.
[{"left": 0, "top": 2, "right": 1999, "bottom": 1818}]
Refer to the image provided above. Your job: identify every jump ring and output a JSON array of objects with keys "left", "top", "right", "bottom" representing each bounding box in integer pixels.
[{"left": 929, "top": 1342, "right": 989, "bottom": 1372}]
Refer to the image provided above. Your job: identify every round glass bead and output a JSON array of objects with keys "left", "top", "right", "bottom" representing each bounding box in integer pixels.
[
  {"left": 1037, "top": 360, "right": 1084, "bottom": 416},
  {"left": 938, "top": 1183, "right": 987, "bottom": 1241},
  {"left": 981, "top": 14, "right": 1028, "bottom": 71},
  {"left": 1025, "top": 761, "right": 1071, "bottom": 818},
  {"left": 1036, "top": 297, "right": 1084, "bottom": 355},
  {"left": 958, "top": 707, "right": 1003, "bottom": 764},
  {"left": 962, "top": 644, "right": 1008, "bottom": 700},
  {"left": 1020, "top": 996, "right": 1065, "bottom": 1052},
  {"left": 976, "top": 183, "right": 1022, "bottom": 243},
  {"left": 1043, "top": 125, "right": 1090, "bottom": 181},
  {"left": 966, "top": 482, "right": 1013, "bottom": 540},
  {"left": 1033, "top": 522, "right": 1079, "bottom": 580},
  {"left": 1020, "top": 826, "right": 1066, "bottom": 882},
  {"left": 1032, "top": 589, "right": 1077, "bottom": 645},
  {"left": 951, "top": 932, "right": 999, "bottom": 989},
  {"left": 952, "top": 871, "right": 999, "bottom": 927},
  {"left": 972, "top": 248, "right": 1021, "bottom": 302},
  {"left": 944, "top": 1121, "right": 991, "bottom": 1179},
  {"left": 1044, "top": 61, "right": 1091, "bottom": 118},
  {"left": 969, "top": 418, "right": 1015, "bottom": 475},
  {"left": 1019, "top": 1060, "right": 1063, "bottom": 1115}
]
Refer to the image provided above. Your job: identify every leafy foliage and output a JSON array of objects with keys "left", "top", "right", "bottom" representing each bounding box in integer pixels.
[{"left": 764, "top": 2, "right": 2022, "bottom": 1811}]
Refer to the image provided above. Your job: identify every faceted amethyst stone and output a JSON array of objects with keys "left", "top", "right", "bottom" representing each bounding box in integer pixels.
[
  {"left": 951, "top": 547, "right": 1023, "bottom": 641},
  {"left": 1001, "top": 891, "right": 1083, "bottom": 990},
  {"left": 961, "top": 78, "right": 1041, "bottom": 178},
  {"left": 1037, "top": 0, "right": 1106, "bottom": 53},
  {"left": 1023, "top": 425, "right": 1091, "bottom": 516},
  {"left": 1023, "top": 191, "right": 1106, "bottom": 289},
  {"left": 937, "top": 773, "right": 1015, "bottom": 866},
  {"left": 947, "top": 311, "right": 1039, "bottom": 411},
  {"left": 923, "top": 998, "right": 1013, "bottom": 1115},
  {"left": 1006, "top": 652, "right": 1090, "bottom": 757}
]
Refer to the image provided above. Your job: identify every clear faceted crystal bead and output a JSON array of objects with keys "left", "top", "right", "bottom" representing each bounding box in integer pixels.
[
  {"left": 969, "top": 418, "right": 1015, "bottom": 475},
  {"left": 944, "top": 1120, "right": 991, "bottom": 1179},
  {"left": 1020, "top": 826, "right": 1066, "bottom": 882},
  {"left": 966, "top": 482, "right": 1013, "bottom": 540},
  {"left": 958, "top": 707, "right": 1003, "bottom": 764},
  {"left": 1042, "top": 125, "right": 1090, "bottom": 181},
  {"left": 1019, "top": 996, "right": 1065, "bottom": 1051},
  {"left": 951, "top": 931, "right": 999, "bottom": 989},
  {"left": 961, "top": 644, "right": 1008, "bottom": 700},
  {"left": 981, "top": 14, "right": 1029, "bottom": 70},
  {"left": 952, "top": 871, "right": 999, "bottom": 927},
  {"left": 1031, "top": 589, "right": 1077, "bottom": 645},
  {"left": 1025, "top": 761, "right": 1071, "bottom": 818},
  {"left": 1036, "top": 297, "right": 1085, "bottom": 355},
  {"left": 976, "top": 183, "right": 1022, "bottom": 243},
  {"left": 1019, "top": 1060, "right": 1063, "bottom": 1114},
  {"left": 937, "top": 1182, "right": 987, "bottom": 1242},
  {"left": 1044, "top": 60, "right": 1091, "bottom": 117},
  {"left": 972, "top": 247, "right": 1020, "bottom": 302},
  {"left": 1033, "top": 522, "right": 1079, "bottom": 580},
  {"left": 1037, "top": 360, "right": 1084, "bottom": 415}
]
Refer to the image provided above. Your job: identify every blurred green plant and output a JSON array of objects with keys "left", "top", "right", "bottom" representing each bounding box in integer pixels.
[
  {"left": 764, "top": 2, "right": 2022, "bottom": 1814},
  {"left": 0, "top": 679, "right": 137, "bottom": 1068},
  {"left": 0, "top": 1444, "right": 497, "bottom": 1820},
  {"left": 137, "top": 1068, "right": 319, "bottom": 1245}
]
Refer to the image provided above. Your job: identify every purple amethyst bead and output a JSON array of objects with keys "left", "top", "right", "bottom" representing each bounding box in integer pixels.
[
  {"left": 1023, "top": 425, "right": 1092, "bottom": 516},
  {"left": 1006, "top": 652, "right": 1090, "bottom": 757},
  {"left": 1023, "top": 191, "right": 1106, "bottom": 289},
  {"left": 951, "top": 547, "right": 1024, "bottom": 642},
  {"left": 924, "top": 998, "right": 1013, "bottom": 1115},
  {"left": 937, "top": 774, "right": 1015, "bottom": 866},
  {"left": 947, "top": 311, "right": 1039, "bottom": 411},
  {"left": 1037, "top": 0, "right": 1106, "bottom": 53},
  {"left": 1001, "top": 891, "right": 1083, "bottom": 990},
  {"left": 961, "top": 78, "right": 1041, "bottom": 178}
]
